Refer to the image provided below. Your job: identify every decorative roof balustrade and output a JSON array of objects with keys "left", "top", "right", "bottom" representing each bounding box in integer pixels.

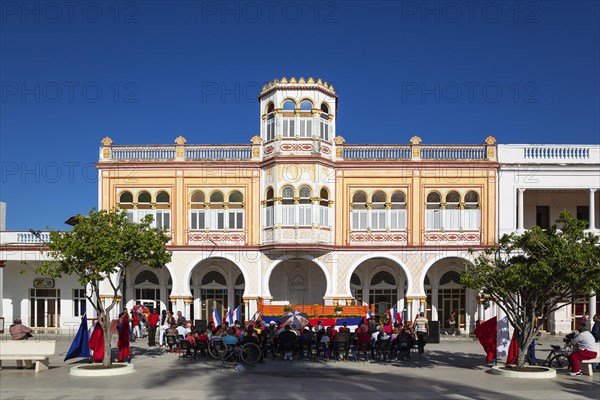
[
  {"left": 185, "top": 145, "right": 252, "bottom": 160},
  {"left": 420, "top": 145, "right": 486, "bottom": 160},
  {"left": 523, "top": 146, "right": 590, "bottom": 160},
  {"left": 0, "top": 231, "right": 51, "bottom": 245},
  {"left": 498, "top": 144, "right": 599, "bottom": 164},
  {"left": 343, "top": 145, "right": 411, "bottom": 160},
  {"left": 111, "top": 146, "right": 176, "bottom": 161}
]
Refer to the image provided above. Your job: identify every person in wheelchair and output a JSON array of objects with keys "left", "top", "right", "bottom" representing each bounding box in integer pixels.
[
  {"left": 278, "top": 324, "right": 298, "bottom": 360},
  {"left": 395, "top": 328, "right": 413, "bottom": 360}
]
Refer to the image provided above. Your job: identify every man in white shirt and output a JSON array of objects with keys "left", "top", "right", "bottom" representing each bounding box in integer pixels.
[{"left": 569, "top": 325, "right": 598, "bottom": 376}]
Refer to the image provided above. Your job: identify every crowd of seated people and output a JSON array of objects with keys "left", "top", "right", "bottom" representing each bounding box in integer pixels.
[{"left": 158, "top": 313, "right": 423, "bottom": 363}]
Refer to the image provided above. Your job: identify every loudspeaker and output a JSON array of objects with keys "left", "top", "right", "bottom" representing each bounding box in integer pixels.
[
  {"left": 195, "top": 319, "right": 207, "bottom": 331},
  {"left": 428, "top": 320, "right": 440, "bottom": 344}
]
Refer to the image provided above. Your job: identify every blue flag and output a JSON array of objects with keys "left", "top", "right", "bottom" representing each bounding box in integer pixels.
[{"left": 64, "top": 314, "right": 90, "bottom": 361}]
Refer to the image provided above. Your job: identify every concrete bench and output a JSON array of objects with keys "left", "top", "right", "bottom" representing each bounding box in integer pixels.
[
  {"left": 0, "top": 340, "right": 56, "bottom": 372},
  {"left": 581, "top": 343, "right": 600, "bottom": 376}
]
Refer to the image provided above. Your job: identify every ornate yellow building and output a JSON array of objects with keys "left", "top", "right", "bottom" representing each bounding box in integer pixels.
[{"left": 96, "top": 77, "right": 498, "bottom": 333}]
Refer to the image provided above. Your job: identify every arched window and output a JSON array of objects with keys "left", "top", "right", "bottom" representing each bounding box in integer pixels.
[
  {"left": 137, "top": 191, "right": 151, "bottom": 209},
  {"left": 371, "top": 191, "right": 386, "bottom": 230},
  {"left": 298, "top": 185, "right": 312, "bottom": 226},
  {"left": 282, "top": 99, "right": 296, "bottom": 111},
  {"left": 191, "top": 191, "right": 205, "bottom": 205},
  {"left": 426, "top": 191, "right": 442, "bottom": 230},
  {"left": 391, "top": 191, "right": 407, "bottom": 230},
  {"left": 266, "top": 102, "right": 275, "bottom": 141},
  {"left": 228, "top": 191, "right": 244, "bottom": 230},
  {"left": 371, "top": 271, "right": 396, "bottom": 286},
  {"left": 202, "top": 271, "right": 226, "bottom": 286},
  {"left": 207, "top": 191, "right": 225, "bottom": 230},
  {"left": 299, "top": 99, "right": 313, "bottom": 111},
  {"left": 439, "top": 271, "right": 462, "bottom": 286},
  {"left": 445, "top": 191, "right": 461, "bottom": 230},
  {"left": 281, "top": 186, "right": 295, "bottom": 225},
  {"left": 282, "top": 100, "right": 296, "bottom": 138},
  {"left": 320, "top": 102, "right": 330, "bottom": 141},
  {"left": 299, "top": 100, "right": 313, "bottom": 138},
  {"left": 156, "top": 191, "right": 170, "bottom": 204},
  {"left": 351, "top": 191, "right": 368, "bottom": 230},
  {"left": 264, "top": 187, "right": 274, "bottom": 228},
  {"left": 266, "top": 102, "right": 275, "bottom": 114},
  {"left": 119, "top": 191, "right": 133, "bottom": 209},
  {"left": 135, "top": 270, "right": 159, "bottom": 285},
  {"left": 464, "top": 191, "right": 481, "bottom": 230},
  {"left": 319, "top": 187, "right": 330, "bottom": 227},
  {"left": 235, "top": 273, "right": 245, "bottom": 287},
  {"left": 190, "top": 190, "right": 206, "bottom": 230},
  {"left": 210, "top": 191, "right": 224, "bottom": 204}
]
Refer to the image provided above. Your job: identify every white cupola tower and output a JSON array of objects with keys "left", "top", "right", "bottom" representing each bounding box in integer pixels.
[{"left": 258, "top": 77, "right": 337, "bottom": 158}]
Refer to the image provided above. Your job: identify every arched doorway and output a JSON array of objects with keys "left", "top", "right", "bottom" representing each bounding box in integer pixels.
[
  {"left": 424, "top": 257, "right": 475, "bottom": 333},
  {"left": 190, "top": 258, "right": 245, "bottom": 322},
  {"left": 269, "top": 258, "right": 326, "bottom": 305},
  {"left": 133, "top": 270, "right": 161, "bottom": 310},
  {"left": 349, "top": 257, "right": 407, "bottom": 319}
]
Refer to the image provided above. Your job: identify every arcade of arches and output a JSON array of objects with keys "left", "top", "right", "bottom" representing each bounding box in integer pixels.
[{"left": 123, "top": 255, "right": 480, "bottom": 333}]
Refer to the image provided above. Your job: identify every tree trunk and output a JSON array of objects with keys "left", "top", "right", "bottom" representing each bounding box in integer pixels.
[{"left": 101, "top": 314, "right": 112, "bottom": 367}]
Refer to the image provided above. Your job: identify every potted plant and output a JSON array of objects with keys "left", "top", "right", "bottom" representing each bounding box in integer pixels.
[
  {"left": 283, "top": 304, "right": 294, "bottom": 312},
  {"left": 333, "top": 305, "right": 344, "bottom": 315}
]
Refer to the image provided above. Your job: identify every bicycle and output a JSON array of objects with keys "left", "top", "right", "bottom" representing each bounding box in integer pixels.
[
  {"left": 219, "top": 342, "right": 262, "bottom": 365},
  {"left": 208, "top": 338, "right": 228, "bottom": 359},
  {"left": 507, "top": 339, "right": 571, "bottom": 369}
]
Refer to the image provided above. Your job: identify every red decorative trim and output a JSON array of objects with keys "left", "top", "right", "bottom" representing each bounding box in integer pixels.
[
  {"left": 424, "top": 232, "right": 481, "bottom": 242},
  {"left": 349, "top": 232, "right": 407, "bottom": 243},
  {"left": 280, "top": 144, "right": 314, "bottom": 152},
  {"left": 321, "top": 146, "right": 331, "bottom": 154},
  {"left": 264, "top": 146, "right": 274, "bottom": 155},
  {"left": 188, "top": 232, "right": 246, "bottom": 242}
]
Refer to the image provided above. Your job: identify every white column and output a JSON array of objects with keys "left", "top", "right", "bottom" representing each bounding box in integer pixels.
[
  {"left": 366, "top": 204, "right": 372, "bottom": 231},
  {"left": 274, "top": 199, "right": 281, "bottom": 227},
  {"left": 590, "top": 292, "right": 597, "bottom": 321},
  {"left": 440, "top": 205, "right": 446, "bottom": 230},
  {"left": 589, "top": 189, "right": 596, "bottom": 230},
  {"left": 517, "top": 188, "right": 525, "bottom": 231},
  {"left": 432, "top": 285, "right": 439, "bottom": 321},
  {"left": 184, "top": 300, "right": 191, "bottom": 320}
]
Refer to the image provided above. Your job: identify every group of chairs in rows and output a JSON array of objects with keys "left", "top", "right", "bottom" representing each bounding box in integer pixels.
[{"left": 263, "top": 333, "right": 419, "bottom": 363}]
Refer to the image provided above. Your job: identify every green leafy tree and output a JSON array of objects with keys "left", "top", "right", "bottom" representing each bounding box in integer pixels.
[
  {"left": 37, "top": 209, "right": 172, "bottom": 366},
  {"left": 461, "top": 211, "right": 600, "bottom": 370}
]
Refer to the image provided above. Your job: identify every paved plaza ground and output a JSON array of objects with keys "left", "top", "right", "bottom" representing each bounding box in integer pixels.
[{"left": 1, "top": 332, "right": 598, "bottom": 400}]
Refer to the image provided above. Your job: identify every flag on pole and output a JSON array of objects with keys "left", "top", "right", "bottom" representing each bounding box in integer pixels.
[
  {"left": 364, "top": 310, "right": 373, "bottom": 323},
  {"left": 232, "top": 305, "right": 241, "bottom": 323},
  {"left": 225, "top": 307, "right": 232, "bottom": 325},
  {"left": 64, "top": 314, "right": 90, "bottom": 361},
  {"left": 211, "top": 309, "right": 222, "bottom": 326},
  {"left": 251, "top": 310, "right": 262, "bottom": 323},
  {"left": 388, "top": 306, "right": 401, "bottom": 324}
]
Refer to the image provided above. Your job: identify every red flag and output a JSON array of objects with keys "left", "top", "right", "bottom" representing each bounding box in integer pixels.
[
  {"left": 506, "top": 332, "right": 518, "bottom": 365},
  {"left": 474, "top": 317, "right": 497, "bottom": 363}
]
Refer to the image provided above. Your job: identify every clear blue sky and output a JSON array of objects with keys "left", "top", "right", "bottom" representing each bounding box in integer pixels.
[{"left": 1, "top": 1, "right": 599, "bottom": 230}]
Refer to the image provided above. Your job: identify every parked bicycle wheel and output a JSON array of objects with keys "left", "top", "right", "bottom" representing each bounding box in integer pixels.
[
  {"left": 240, "top": 343, "right": 261, "bottom": 364},
  {"left": 208, "top": 339, "right": 228, "bottom": 359},
  {"left": 549, "top": 354, "right": 570, "bottom": 369}
]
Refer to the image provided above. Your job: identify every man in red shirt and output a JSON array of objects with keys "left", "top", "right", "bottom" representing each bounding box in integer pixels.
[{"left": 147, "top": 308, "right": 160, "bottom": 346}]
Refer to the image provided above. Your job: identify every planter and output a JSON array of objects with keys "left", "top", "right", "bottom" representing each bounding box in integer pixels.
[
  {"left": 335, "top": 311, "right": 342, "bottom": 316},
  {"left": 70, "top": 363, "right": 135, "bottom": 377},
  {"left": 490, "top": 365, "right": 556, "bottom": 379}
]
